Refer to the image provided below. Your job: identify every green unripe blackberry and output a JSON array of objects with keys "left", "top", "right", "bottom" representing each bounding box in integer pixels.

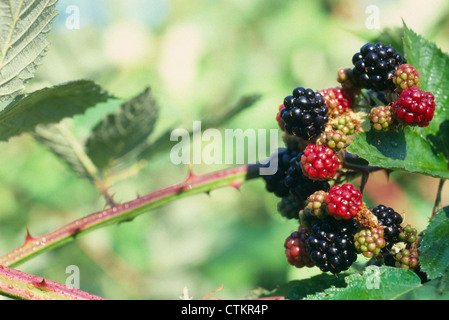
[
  {"left": 368, "top": 105, "right": 397, "bottom": 131},
  {"left": 318, "top": 130, "right": 348, "bottom": 153},
  {"left": 394, "top": 247, "right": 419, "bottom": 271},
  {"left": 398, "top": 224, "right": 418, "bottom": 245},
  {"left": 354, "top": 227, "right": 386, "bottom": 258},
  {"left": 299, "top": 190, "right": 329, "bottom": 229},
  {"left": 392, "top": 64, "right": 420, "bottom": 93},
  {"left": 330, "top": 114, "right": 359, "bottom": 135}
]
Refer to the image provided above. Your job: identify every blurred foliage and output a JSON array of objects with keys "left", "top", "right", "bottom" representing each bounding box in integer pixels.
[{"left": 0, "top": 0, "right": 449, "bottom": 299}]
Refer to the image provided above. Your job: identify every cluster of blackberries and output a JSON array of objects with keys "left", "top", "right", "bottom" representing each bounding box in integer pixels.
[{"left": 263, "top": 41, "right": 430, "bottom": 275}]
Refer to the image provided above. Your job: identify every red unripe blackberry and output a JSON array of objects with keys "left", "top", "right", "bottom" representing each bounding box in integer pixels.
[
  {"left": 325, "top": 183, "right": 363, "bottom": 220},
  {"left": 392, "top": 64, "right": 420, "bottom": 93},
  {"left": 284, "top": 226, "right": 315, "bottom": 268},
  {"left": 284, "top": 153, "right": 331, "bottom": 204},
  {"left": 318, "top": 87, "right": 353, "bottom": 117},
  {"left": 300, "top": 144, "right": 340, "bottom": 181},
  {"left": 392, "top": 87, "right": 436, "bottom": 127},
  {"left": 354, "top": 227, "right": 386, "bottom": 258}
]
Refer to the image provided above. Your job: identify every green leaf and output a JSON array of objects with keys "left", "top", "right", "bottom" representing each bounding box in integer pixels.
[
  {"left": 347, "top": 127, "right": 449, "bottom": 179},
  {"left": 0, "top": 0, "right": 58, "bottom": 101},
  {"left": 32, "top": 120, "right": 98, "bottom": 178},
  {"left": 419, "top": 207, "right": 449, "bottom": 280},
  {"left": 85, "top": 87, "right": 159, "bottom": 171},
  {"left": 396, "top": 277, "right": 449, "bottom": 299},
  {"left": 259, "top": 273, "right": 349, "bottom": 300},
  {"left": 0, "top": 80, "right": 113, "bottom": 141},
  {"left": 304, "top": 266, "right": 422, "bottom": 300}
]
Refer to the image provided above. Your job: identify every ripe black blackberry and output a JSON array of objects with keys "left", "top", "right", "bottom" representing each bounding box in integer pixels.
[
  {"left": 280, "top": 87, "right": 329, "bottom": 140},
  {"left": 262, "top": 148, "right": 300, "bottom": 197},
  {"left": 307, "top": 217, "right": 358, "bottom": 274},
  {"left": 370, "top": 204, "right": 403, "bottom": 251},
  {"left": 284, "top": 153, "right": 331, "bottom": 204},
  {"left": 351, "top": 42, "right": 407, "bottom": 91}
]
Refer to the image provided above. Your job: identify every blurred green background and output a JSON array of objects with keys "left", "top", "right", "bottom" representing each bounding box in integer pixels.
[{"left": 0, "top": 0, "right": 449, "bottom": 300}]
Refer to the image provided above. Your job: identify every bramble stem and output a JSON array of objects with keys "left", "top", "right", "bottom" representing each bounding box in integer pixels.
[
  {"left": 0, "top": 164, "right": 262, "bottom": 268},
  {"left": 0, "top": 265, "right": 105, "bottom": 300}
]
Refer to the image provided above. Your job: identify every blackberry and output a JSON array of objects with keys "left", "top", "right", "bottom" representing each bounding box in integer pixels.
[
  {"left": 368, "top": 105, "right": 397, "bottom": 132},
  {"left": 317, "top": 130, "right": 348, "bottom": 153},
  {"left": 262, "top": 148, "right": 300, "bottom": 198},
  {"left": 284, "top": 226, "right": 315, "bottom": 268},
  {"left": 280, "top": 87, "right": 329, "bottom": 140},
  {"left": 318, "top": 87, "right": 353, "bottom": 118},
  {"left": 351, "top": 42, "right": 407, "bottom": 91},
  {"left": 353, "top": 227, "right": 386, "bottom": 258},
  {"left": 307, "top": 217, "right": 358, "bottom": 274},
  {"left": 394, "top": 246, "right": 419, "bottom": 271},
  {"left": 299, "top": 190, "right": 329, "bottom": 229},
  {"left": 392, "top": 86, "right": 436, "bottom": 127},
  {"left": 337, "top": 67, "right": 360, "bottom": 91},
  {"left": 300, "top": 144, "right": 341, "bottom": 181},
  {"left": 330, "top": 114, "right": 359, "bottom": 135},
  {"left": 392, "top": 64, "right": 420, "bottom": 93},
  {"left": 284, "top": 152, "right": 331, "bottom": 204},
  {"left": 277, "top": 195, "right": 302, "bottom": 220},
  {"left": 370, "top": 204, "right": 403, "bottom": 251},
  {"left": 398, "top": 224, "right": 418, "bottom": 245},
  {"left": 325, "top": 183, "right": 363, "bottom": 220}
]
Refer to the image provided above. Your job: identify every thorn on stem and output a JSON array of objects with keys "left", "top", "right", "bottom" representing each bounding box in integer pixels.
[
  {"left": 229, "top": 179, "right": 243, "bottom": 191},
  {"left": 24, "top": 228, "right": 35, "bottom": 243}
]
